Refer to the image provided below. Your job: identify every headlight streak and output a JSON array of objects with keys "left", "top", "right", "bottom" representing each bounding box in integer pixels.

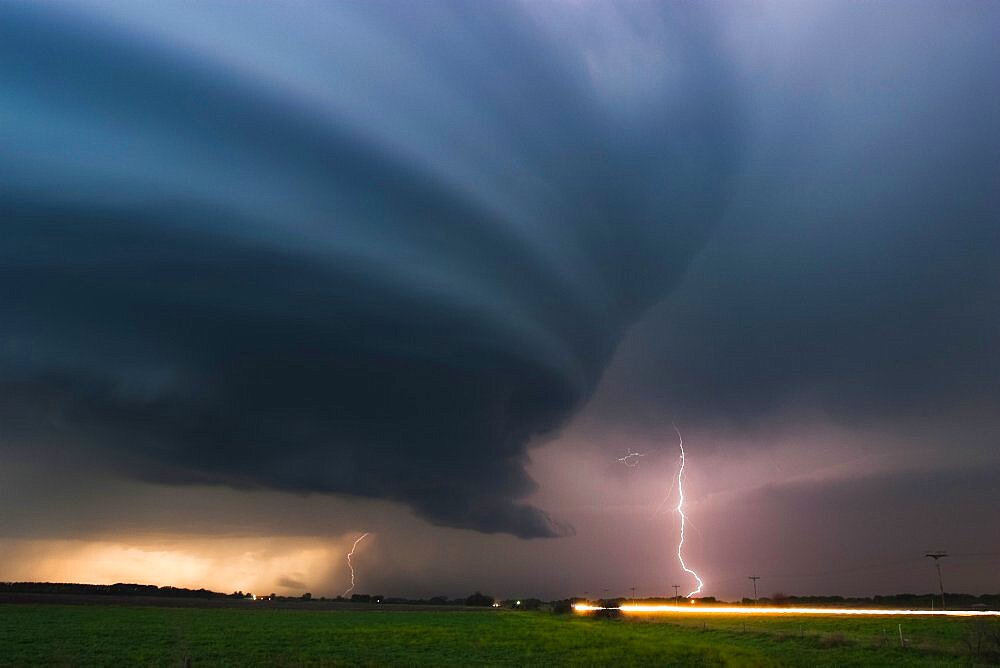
[
  {"left": 342, "top": 532, "right": 370, "bottom": 597},
  {"left": 673, "top": 425, "right": 704, "bottom": 598},
  {"left": 572, "top": 603, "right": 1000, "bottom": 617}
]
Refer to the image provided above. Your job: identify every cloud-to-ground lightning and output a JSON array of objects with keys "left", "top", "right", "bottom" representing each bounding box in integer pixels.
[
  {"left": 617, "top": 449, "right": 645, "bottom": 467},
  {"left": 342, "top": 533, "right": 370, "bottom": 597},
  {"left": 673, "top": 424, "right": 704, "bottom": 598}
]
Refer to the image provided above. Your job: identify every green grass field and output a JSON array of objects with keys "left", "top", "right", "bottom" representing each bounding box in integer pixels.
[{"left": 1, "top": 604, "right": 996, "bottom": 666}]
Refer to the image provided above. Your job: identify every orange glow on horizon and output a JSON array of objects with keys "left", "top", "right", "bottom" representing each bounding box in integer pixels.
[{"left": 0, "top": 537, "right": 349, "bottom": 595}]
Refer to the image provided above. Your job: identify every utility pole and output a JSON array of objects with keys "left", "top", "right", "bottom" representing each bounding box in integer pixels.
[
  {"left": 630, "top": 585, "right": 636, "bottom": 601},
  {"left": 749, "top": 575, "right": 761, "bottom": 606},
  {"left": 925, "top": 552, "right": 947, "bottom": 610},
  {"left": 672, "top": 584, "right": 680, "bottom": 604}
]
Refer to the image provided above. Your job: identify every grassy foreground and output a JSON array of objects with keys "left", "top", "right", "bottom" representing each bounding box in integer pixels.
[{"left": 0, "top": 604, "right": 991, "bottom": 666}]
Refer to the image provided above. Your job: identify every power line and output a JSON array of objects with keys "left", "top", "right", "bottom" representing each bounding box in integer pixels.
[
  {"left": 925, "top": 552, "right": 948, "bottom": 611},
  {"left": 710, "top": 556, "right": 927, "bottom": 587},
  {"left": 748, "top": 575, "right": 761, "bottom": 606},
  {"left": 948, "top": 551, "right": 1000, "bottom": 559},
  {"left": 693, "top": 549, "right": 997, "bottom": 599}
]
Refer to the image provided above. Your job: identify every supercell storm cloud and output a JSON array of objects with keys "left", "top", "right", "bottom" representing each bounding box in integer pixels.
[
  {"left": 2, "top": 0, "right": 999, "bottom": 599},
  {"left": 1, "top": 2, "right": 740, "bottom": 537}
]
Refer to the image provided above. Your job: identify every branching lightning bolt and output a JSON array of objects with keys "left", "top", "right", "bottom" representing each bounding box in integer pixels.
[
  {"left": 617, "top": 449, "right": 645, "bottom": 467},
  {"left": 342, "top": 532, "right": 370, "bottom": 597},
  {"left": 673, "top": 424, "right": 704, "bottom": 598},
  {"left": 654, "top": 455, "right": 680, "bottom": 516}
]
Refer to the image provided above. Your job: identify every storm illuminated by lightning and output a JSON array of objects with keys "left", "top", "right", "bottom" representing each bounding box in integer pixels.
[
  {"left": 673, "top": 425, "right": 704, "bottom": 598},
  {"left": 342, "top": 532, "right": 370, "bottom": 597},
  {"left": 617, "top": 450, "right": 645, "bottom": 467}
]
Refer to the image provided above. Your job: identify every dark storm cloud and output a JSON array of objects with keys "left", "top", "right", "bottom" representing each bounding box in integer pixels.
[
  {"left": 601, "top": 1, "right": 1000, "bottom": 428},
  {"left": 0, "top": 3, "right": 742, "bottom": 537}
]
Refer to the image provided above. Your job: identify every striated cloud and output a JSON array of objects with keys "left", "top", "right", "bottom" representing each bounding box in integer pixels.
[{"left": 0, "top": 2, "right": 742, "bottom": 537}]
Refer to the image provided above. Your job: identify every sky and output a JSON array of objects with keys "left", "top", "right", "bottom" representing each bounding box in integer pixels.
[{"left": 1, "top": 1, "right": 998, "bottom": 601}]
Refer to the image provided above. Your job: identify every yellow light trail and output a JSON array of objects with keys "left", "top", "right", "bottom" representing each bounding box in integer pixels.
[
  {"left": 573, "top": 603, "right": 1000, "bottom": 617},
  {"left": 673, "top": 424, "right": 703, "bottom": 598}
]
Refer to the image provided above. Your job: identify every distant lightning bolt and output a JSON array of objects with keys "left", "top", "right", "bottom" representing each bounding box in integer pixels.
[
  {"left": 342, "top": 532, "right": 370, "bottom": 597},
  {"left": 617, "top": 450, "right": 645, "bottom": 467},
  {"left": 673, "top": 424, "right": 704, "bottom": 598}
]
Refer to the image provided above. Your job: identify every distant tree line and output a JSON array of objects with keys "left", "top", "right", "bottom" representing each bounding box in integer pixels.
[
  {"left": 741, "top": 592, "right": 1000, "bottom": 608},
  {"left": 0, "top": 582, "right": 227, "bottom": 598},
  {"left": 8, "top": 582, "right": 995, "bottom": 611}
]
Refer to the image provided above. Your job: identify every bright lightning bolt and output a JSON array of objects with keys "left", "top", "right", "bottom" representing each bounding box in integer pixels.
[
  {"left": 342, "top": 532, "right": 370, "bottom": 597},
  {"left": 673, "top": 424, "right": 704, "bottom": 598},
  {"left": 617, "top": 449, "right": 645, "bottom": 467}
]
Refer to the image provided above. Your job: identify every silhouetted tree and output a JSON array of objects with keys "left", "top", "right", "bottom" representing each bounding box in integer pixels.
[
  {"left": 551, "top": 600, "right": 574, "bottom": 614},
  {"left": 465, "top": 591, "right": 494, "bottom": 607}
]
